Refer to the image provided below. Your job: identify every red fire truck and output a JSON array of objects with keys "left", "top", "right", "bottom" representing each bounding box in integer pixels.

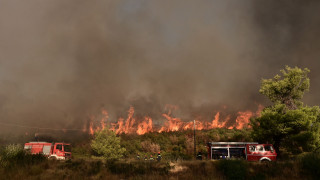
[
  {"left": 24, "top": 142, "right": 72, "bottom": 160},
  {"left": 207, "top": 142, "right": 277, "bottom": 162}
]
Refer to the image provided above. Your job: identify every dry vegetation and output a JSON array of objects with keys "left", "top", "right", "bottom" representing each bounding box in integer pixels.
[
  {"left": 0, "top": 157, "right": 319, "bottom": 180},
  {"left": 1, "top": 129, "right": 320, "bottom": 179}
]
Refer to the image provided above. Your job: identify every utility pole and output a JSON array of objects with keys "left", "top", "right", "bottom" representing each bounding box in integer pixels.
[{"left": 194, "top": 120, "right": 196, "bottom": 159}]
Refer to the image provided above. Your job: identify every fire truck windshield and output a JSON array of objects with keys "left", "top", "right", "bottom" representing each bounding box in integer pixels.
[{"left": 64, "top": 145, "right": 71, "bottom": 152}]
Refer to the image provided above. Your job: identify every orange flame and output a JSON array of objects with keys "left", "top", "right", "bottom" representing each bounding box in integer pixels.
[
  {"left": 86, "top": 105, "right": 263, "bottom": 135},
  {"left": 159, "top": 113, "right": 184, "bottom": 132},
  {"left": 101, "top": 109, "right": 108, "bottom": 130},
  {"left": 124, "top": 106, "right": 135, "bottom": 133},
  {"left": 136, "top": 116, "right": 153, "bottom": 135},
  {"left": 235, "top": 111, "right": 253, "bottom": 129},
  {"left": 115, "top": 117, "right": 124, "bottom": 134},
  {"left": 210, "top": 112, "right": 227, "bottom": 128},
  {"left": 89, "top": 119, "right": 94, "bottom": 135}
]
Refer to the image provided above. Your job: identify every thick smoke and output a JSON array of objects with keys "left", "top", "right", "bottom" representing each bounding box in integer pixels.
[
  {"left": 0, "top": 0, "right": 319, "bottom": 135},
  {"left": 251, "top": 0, "right": 320, "bottom": 104}
]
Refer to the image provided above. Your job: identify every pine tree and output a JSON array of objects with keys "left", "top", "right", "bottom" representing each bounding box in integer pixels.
[
  {"left": 91, "top": 129, "right": 126, "bottom": 160},
  {"left": 251, "top": 66, "right": 320, "bottom": 154}
]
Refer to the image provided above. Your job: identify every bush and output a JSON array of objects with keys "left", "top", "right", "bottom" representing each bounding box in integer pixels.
[
  {"left": 0, "top": 144, "right": 25, "bottom": 168},
  {"left": 162, "top": 151, "right": 192, "bottom": 161},
  {"left": 91, "top": 129, "right": 126, "bottom": 160},
  {"left": 0, "top": 144, "right": 46, "bottom": 169},
  {"left": 1, "top": 144, "right": 24, "bottom": 158},
  {"left": 88, "top": 160, "right": 103, "bottom": 175},
  {"left": 105, "top": 161, "right": 170, "bottom": 177},
  {"left": 299, "top": 152, "right": 320, "bottom": 180},
  {"left": 141, "top": 140, "right": 160, "bottom": 153},
  {"left": 71, "top": 145, "right": 91, "bottom": 158},
  {"left": 217, "top": 160, "right": 248, "bottom": 180}
]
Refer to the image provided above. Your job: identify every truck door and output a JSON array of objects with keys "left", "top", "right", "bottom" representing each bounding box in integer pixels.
[
  {"left": 246, "top": 145, "right": 254, "bottom": 161},
  {"left": 246, "top": 144, "right": 263, "bottom": 161},
  {"left": 263, "top": 144, "right": 277, "bottom": 161},
  {"left": 229, "top": 148, "right": 245, "bottom": 159},
  {"left": 255, "top": 145, "right": 264, "bottom": 161},
  {"left": 55, "top": 144, "right": 64, "bottom": 156}
]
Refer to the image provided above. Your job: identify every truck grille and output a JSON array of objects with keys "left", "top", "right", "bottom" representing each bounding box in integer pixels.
[{"left": 65, "top": 153, "right": 71, "bottom": 159}]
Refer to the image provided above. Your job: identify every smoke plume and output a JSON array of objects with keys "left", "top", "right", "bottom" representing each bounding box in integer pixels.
[{"left": 0, "top": 0, "right": 319, "bottom": 135}]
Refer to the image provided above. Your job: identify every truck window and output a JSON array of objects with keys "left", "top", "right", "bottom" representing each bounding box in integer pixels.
[
  {"left": 24, "top": 145, "right": 32, "bottom": 152},
  {"left": 56, "top": 144, "right": 62, "bottom": 151},
  {"left": 212, "top": 148, "right": 228, "bottom": 159},
  {"left": 249, "top": 145, "right": 256, "bottom": 152},
  {"left": 257, "top": 145, "right": 264, "bottom": 152},
  {"left": 230, "top": 148, "right": 245, "bottom": 159},
  {"left": 64, "top": 145, "right": 71, "bottom": 152},
  {"left": 24, "top": 145, "right": 32, "bottom": 150},
  {"left": 264, "top": 145, "right": 274, "bottom": 152}
]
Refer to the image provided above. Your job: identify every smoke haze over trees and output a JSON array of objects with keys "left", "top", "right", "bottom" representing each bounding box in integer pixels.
[{"left": 0, "top": 0, "right": 320, "bottom": 133}]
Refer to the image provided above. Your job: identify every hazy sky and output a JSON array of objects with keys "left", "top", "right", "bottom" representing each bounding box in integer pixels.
[{"left": 0, "top": 0, "right": 320, "bottom": 133}]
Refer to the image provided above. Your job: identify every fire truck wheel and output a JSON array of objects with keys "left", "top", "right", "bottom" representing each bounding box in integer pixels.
[
  {"left": 260, "top": 159, "right": 271, "bottom": 163},
  {"left": 49, "top": 156, "right": 57, "bottom": 160}
]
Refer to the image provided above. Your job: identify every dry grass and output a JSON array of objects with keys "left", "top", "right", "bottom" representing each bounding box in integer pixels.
[{"left": 1, "top": 156, "right": 319, "bottom": 180}]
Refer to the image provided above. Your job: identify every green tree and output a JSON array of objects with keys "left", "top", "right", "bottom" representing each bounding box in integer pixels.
[
  {"left": 91, "top": 129, "right": 126, "bottom": 160},
  {"left": 259, "top": 66, "right": 310, "bottom": 110},
  {"left": 251, "top": 66, "right": 320, "bottom": 154}
]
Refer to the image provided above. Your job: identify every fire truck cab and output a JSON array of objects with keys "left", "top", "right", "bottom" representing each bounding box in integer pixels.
[
  {"left": 207, "top": 142, "right": 277, "bottom": 162},
  {"left": 24, "top": 142, "right": 72, "bottom": 160}
]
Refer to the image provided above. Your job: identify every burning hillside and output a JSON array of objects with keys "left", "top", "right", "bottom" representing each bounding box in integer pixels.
[{"left": 84, "top": 104, "right": 263, "bottom": 135}]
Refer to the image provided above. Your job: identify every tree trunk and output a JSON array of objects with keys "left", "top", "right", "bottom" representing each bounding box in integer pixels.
[{"left": 273, "top": 139, "right": 281, "bottom": 158}]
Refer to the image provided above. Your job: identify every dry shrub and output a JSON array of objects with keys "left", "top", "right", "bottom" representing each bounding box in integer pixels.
[
  {"left": 217, "top": 160, "right": 248, "bottom": 180},
  {"left": 169, "top": 135, "right": 178, "bottom": 144},
  {"left": 299, "top": 152, "right": 320, "bottom": 180},
  {"left": 141, "top": 141, "right": 160, "bottom": 153},
  {"left": 185, "top": 136, "right": 194, "bottom": 155}
]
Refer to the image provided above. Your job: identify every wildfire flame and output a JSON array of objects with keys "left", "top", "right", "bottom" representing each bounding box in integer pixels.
[
  {"left": 235, "top": 111, "right": 253, "bottom": 129},
  {"left": 136, "top": 116, "right": 153, "bottom": 135},
  {"left": 87, "top": 105, "right": 262, "bottom": 135}
]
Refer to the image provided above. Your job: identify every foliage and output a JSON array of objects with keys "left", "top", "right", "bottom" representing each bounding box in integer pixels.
[
  {"left": 251, "top": 66, "right": 320, "bottom": 154},
  {"left": 70, "top": 143, "right": 91, "bottom": 159},
  {"left": 91, "top": 129, "right": 126, "bottom": 160},
  {"left": 0, "top": 155, "right": 306, "bottom": 180},
  {"left": 217, "top": 160, "right": 248, "bottom": 180},
  {"left": 0, "top": 144, "right": 46, "bottom": 169},
  {"left": 0, "top": 144, "right": 25, "bottom": 168},
  {"left": 1, "top": 144, "right": 313, "bottom": 180},
  {"left": 298, "top": 152, "right": 320, "bottom": 180},
  {"left": 1, "top": 144, "right": 24, "bottom": 159},
  {"left": 120, "top": 137, "right": 142, "bottom": 158},
  {"left": 141, "top": 140, "right": 160, "bottom": 153},
  {"left": 105, "top": 161, "right": 171, "bottom": 176},
  {"left": 121, "top": 129, "right": 251, "bottom": 160},
  {"left": 70, "top": 128, "right": 254, "bottom": 161},
  {"left": 259, "top": 66, "right": 310, "bottom": 110},
  {"left": 251, "top": 104, "right": 320, "bottom": 154}
]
